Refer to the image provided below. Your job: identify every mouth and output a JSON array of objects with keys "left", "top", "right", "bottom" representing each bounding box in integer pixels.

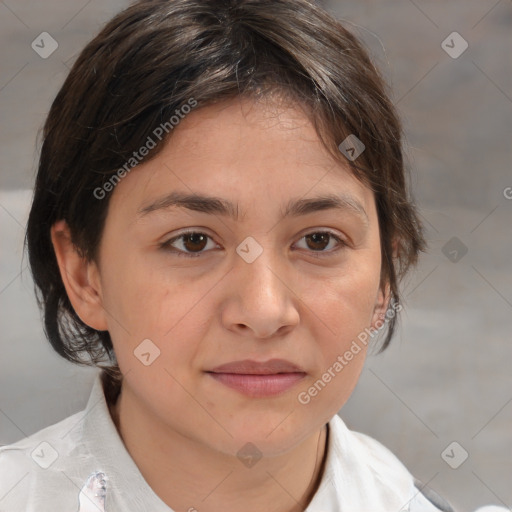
[{"left": 206, "top": 359, "right": 307, "bottom": 398}]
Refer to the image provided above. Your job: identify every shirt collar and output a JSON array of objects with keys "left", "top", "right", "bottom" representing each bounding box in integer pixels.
[
  {"left": 305, "top": 412, "right": 414, "bottom": 511},
  {"left": 81, "top": 372, "right": 171, "bottom": 511}
]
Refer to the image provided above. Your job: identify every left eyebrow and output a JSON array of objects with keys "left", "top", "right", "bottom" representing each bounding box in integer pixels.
[{"left": 137, "top": 191, "right": 369, "bottom": 225}]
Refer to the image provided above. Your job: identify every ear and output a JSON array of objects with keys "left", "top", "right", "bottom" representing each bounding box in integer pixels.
[
  {"left": 370, "top": 237, "right": 400, "bottom": 330},
  {"left": 51, "top": 220, "right": 108, "bottom": 331},
  {"left": 370, "top": 281, "right": 392, "bottom": 331}
]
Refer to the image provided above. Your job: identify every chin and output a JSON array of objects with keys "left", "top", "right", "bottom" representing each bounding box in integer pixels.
[{"left": 219, "top": 419, "right": 313, "bottom": 457}]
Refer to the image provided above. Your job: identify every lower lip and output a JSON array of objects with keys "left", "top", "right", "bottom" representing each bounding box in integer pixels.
[{"left": 207, "top": 372, "right": 306, "bottom": 397}]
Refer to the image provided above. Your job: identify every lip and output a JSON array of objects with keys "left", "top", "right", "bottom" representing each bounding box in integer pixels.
[
  {"left": 209, "top": 358, "right": 305, "bottom": 374},
  {"left": 206, "top": 359, "right": 306, "bottom": 398}
]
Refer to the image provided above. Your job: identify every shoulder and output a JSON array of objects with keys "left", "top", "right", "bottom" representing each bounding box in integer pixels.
[
  {"left": 0, "top": 409, "right": 85, "bottom": 480},
  {"left": 0, "top": 396, "right": 99, "bottom": 512},
  {"left": 0, "top": 373, "right": 109, "bottom": 476},
  {"left": 410, "top": 478, "right": 456, "bottom": 512},
  {"left": 328, "top": 415, "right": 455, "bottom": 511},
  {"left": 0, "top": 408, "right": 84, "bottom": 462}
]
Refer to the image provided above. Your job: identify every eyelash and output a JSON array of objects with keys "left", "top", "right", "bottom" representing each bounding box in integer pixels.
[{"left": 160, "top": 230, "right": 347, "bottom": 258}]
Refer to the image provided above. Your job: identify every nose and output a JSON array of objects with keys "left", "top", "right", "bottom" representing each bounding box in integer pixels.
[{"left": 220, "top": 244, "right": 300, "bottom": 339}]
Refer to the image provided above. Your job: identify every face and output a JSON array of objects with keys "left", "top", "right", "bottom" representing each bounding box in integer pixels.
[{"left": 66, "top": 97, "right": 389, "bottom": 457}]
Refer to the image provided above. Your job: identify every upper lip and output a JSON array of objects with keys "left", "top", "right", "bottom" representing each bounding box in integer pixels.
[{"left": 208, "top": 359, "right": 305, "bottom": 375}]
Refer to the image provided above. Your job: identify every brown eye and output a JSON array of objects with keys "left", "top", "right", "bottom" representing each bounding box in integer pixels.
[
  {"left": 181, "top": 233, "right": 208, "bottom": 252},
  {"left": 305, "top": 232, "right": 330, "bottom": 251},
  {"left": 161, "top": 231, "right": 217, "bottom": 257},
  {"left": 295, "top": 231, "right": 346, "bottom": 255}
]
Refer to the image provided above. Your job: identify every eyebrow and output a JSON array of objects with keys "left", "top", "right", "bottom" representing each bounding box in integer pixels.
[{"left": 138, "top": 191, "right": 369, "bottom": 224}]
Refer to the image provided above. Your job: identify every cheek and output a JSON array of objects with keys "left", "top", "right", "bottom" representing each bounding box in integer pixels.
[
  {"left": 292, "top": 252, "right": 381, "bottom": 411},
  {"left": 100, "top": 249, "right": 178, "bottom": 327},
  {"left": 99, "top": 252, "right": 209, "bottom": 370},
  {"left": 303, "top": 253, "right": 382, "bottom": 345}
]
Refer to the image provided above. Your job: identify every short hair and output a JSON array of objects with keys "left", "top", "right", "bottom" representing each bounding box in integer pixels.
[{"left": 25, "top": 0, "right": 426, "bottom": 388}]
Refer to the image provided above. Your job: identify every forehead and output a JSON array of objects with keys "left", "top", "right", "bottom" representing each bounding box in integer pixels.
[
  {"left": 169, "top": 96, "right": 336, "bottom": 168},
  {"left": 107, "top": 97, "right": 375, "bottom": 222}
]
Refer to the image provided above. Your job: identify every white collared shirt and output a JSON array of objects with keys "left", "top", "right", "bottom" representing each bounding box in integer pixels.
[{"left": 0, "top": 372, "right": 453, "bottom": 511}]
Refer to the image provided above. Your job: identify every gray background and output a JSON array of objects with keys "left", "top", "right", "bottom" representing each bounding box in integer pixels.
[{"left": 1, "top": 1, "right": 511, "bottom": 511}]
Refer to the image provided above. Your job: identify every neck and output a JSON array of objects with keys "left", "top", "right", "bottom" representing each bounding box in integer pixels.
[{"left": 109, "top": 385, "right": 329, "bottom": 512}]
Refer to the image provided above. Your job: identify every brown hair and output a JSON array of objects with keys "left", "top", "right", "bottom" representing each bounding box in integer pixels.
[{"left": 26, "top": 0, "right": 426, "bottom": 390}]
